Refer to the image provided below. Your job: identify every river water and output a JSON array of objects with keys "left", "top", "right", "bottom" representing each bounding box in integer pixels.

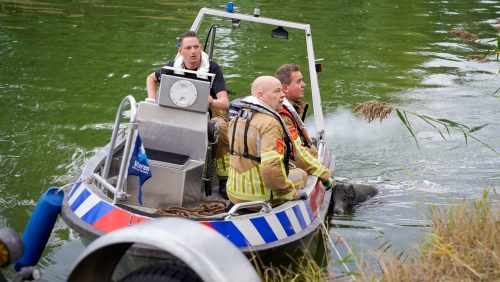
[{"left": 1, "top": 0, "right": 499, "bottom": 280}]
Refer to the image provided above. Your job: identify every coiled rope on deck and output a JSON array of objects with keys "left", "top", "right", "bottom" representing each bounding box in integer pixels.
[{"left": 154, "top": 200, "right": 227, "bottom": 218}]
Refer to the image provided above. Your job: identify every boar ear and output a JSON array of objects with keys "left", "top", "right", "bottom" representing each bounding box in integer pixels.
[{"left": 349, "top": 184, "right": 355, "bottom": 198}]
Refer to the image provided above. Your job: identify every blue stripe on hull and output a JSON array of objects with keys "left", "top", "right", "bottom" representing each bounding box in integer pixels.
[
  {"left": 292, "top": 205, "right": 307, "bottom": 230},
  {"left": 250, "top": 217, "right": 278, "bottom": 243},
  {"left": 68, "top": 182, "right": 82, "bottom": 200},
  {"left": 70, "top": 189, "right": 90, "bottom": 211},
  {"left": 305, "top": 201, "right": 314, "bottom": 222},
  {"left": 275, "top": 211, "right": 295, "bottom": 236},
  {"left": 81, "top": 201, "right": 114, "bottom": 224},
  {"left": 209, "top": 221, "right": 249, "bottom": 247}
]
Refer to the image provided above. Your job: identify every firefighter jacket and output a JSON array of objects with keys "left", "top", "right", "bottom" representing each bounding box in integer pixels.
[
  {"left": 279, "top": 99, "right": 330, "bottom": 182},
  {"left": 226, "top": 101, "right": 299, "bottom": 204}
]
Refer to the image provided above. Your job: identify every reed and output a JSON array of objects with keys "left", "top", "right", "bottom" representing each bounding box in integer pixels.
[
  {"left": 260, "top": 254, "right": 331, "bottom": 282},
  {"left": 378, "top": 190, "right": 500, "bottom": 282},
  {"left": 449, "top": 28, "right": 478, "bottom": 44},
  {"left": 255, "top": 226, "right": 333, "bottom": 282},
  {"left": 257, "top": 221, "right": 377, "bottom": 281},
  {"left": 352, "top": 101, "right": 499, "bottom": 156}
]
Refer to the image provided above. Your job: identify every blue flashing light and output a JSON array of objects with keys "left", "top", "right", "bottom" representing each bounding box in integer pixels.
[{"left": 226, "top": 2, "right": 234, "bottom": 13}]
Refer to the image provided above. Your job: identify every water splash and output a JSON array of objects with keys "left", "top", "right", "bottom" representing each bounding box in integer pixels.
[{"left": 316, "top": 107, "right": 404, "bottom": 143}]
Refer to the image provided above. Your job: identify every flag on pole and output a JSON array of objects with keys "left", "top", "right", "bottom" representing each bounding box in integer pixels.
[{"left": 128, "top": 134, "right": 152, "bottom": 205}]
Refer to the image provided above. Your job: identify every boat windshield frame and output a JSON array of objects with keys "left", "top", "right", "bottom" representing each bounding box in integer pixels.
[{"left": 189, "top": 8, "right": 325, "bottom": 158}]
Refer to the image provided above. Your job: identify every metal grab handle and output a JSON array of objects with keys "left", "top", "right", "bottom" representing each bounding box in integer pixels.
[
  {"left": 225, "top": 201, "right": 272, "bottom": 219},
  {"left": 99, "top": 95, "right": 137, "bottom": 203}
]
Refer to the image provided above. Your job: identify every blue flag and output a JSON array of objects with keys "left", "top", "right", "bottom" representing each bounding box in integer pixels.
[{"left": 128, "top": 134, "right": 152, "bottom": 205}]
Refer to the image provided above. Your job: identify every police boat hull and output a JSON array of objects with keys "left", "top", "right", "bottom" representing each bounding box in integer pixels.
[{"left": 60, "top": 131, "right": 333, "bottom": 256}]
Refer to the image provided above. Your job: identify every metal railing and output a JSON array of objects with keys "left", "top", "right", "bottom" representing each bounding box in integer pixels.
[
  {"left": 94, "top": 95, "right": 138, "bottom": 204},
  {"left": 190, "top": 8, "right": 325, "bottom": 136}
]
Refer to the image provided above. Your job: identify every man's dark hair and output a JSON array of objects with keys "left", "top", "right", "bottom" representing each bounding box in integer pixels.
[
  {"left": 179, "top": 31, "right": 199, "bottom": 46},
  {"left": 275, "top": 64, "right": 300, "bottom": 85}
]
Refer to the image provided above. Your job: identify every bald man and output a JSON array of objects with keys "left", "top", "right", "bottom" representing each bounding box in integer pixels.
[{"left": 226, "top": 76, "right": 308, "bottom": 206}]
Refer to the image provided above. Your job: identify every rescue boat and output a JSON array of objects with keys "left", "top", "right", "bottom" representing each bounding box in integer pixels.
[{"left": 60, "top": 6, "right": 333, "bottom": 266}]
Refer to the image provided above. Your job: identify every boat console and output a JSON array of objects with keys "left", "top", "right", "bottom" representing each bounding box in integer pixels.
[{"left": 124, "top": 72, "right": 214, "bottom": 209}]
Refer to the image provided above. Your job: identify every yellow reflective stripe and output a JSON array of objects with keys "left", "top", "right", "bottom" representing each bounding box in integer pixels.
[
  {"left": 312, "top": 165, "right": 326, "bottom": 177},
  {"left": 227, "top": 190, "right": 270, "bottom": 201},
  {"left": 236, "top": 170, "right": 245, "bottom": 193},
  {"left": 226, "top": 166, "right": 271, "bottom": 201},
  {"left": 248, "top": 167, "right": 258, "bottom": 194},
  {"left": 223, "top": 153, "right": 229, "bottom": 169},
  {"left": 242, "top": 171, "right": 247, "bottom": 194},
  {"left": 261, "top": 150, "right": 282, "bottom": 162},
  {"left": 227, "top": 167, "right": 236, "bottom": 192},
  {"left": 255, "top": 166, "right": 266, "bottom": 195},
  {"left": 294, "top": 139, "right": 326, "bottom": 177},
  {"left": 274, "top": 187, "right": 296, "bottom": 201},
  {"left": 215, "top": 153, "right": 230, "bottom": 177}
]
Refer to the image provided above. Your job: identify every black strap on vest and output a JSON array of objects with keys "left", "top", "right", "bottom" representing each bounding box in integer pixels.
[
  {"left": 246, "top": 103, "right": 294, "bottom": 175},
  {"left": 229, "top": 104, "right": 293, "bottom": 175},
  {"left": 230, "top": 110, "right": 261, "bottom": 162}
]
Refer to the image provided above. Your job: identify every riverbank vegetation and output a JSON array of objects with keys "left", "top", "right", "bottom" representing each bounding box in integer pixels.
[
  {"left": 260, "top": 190, "right": 499, "bottom": 281},
  {"left": 379, "top": 190, "right": 499, "bottom": 281}
]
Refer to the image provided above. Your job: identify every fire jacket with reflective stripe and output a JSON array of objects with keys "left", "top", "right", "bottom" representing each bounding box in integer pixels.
[
  {"left": 279, "top": 100, "right": 330, "bottom": 182},
  {"left": 227, "top": 111, "right": 298, "bottom": 203}
]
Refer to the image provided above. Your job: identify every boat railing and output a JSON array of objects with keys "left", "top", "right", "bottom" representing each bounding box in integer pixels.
[
  {"left": 191, "top": 7, "right": 325, "bottom": 135},
  {"left": 94, "top": 95, "right": 137, "bottom": 204},
  {"left": 225, "top": 201, "right": 272, "bottom": 219}
]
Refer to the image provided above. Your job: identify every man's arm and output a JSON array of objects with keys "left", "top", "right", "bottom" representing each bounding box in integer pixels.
[
  {"left": 259, "top": 123, "right": 298, "bottom": 201},
  {"left": 209, "top": 90, "right": 229, "bottom": 110},
  {"left": 209, "top": 62, "right": 229, "bottom": 110},
  {"left": 146, "top": 72, "right": 157, "bottom": 100},
  {"left": 280, "top": 111, "right": 330, "bottom": 182}
]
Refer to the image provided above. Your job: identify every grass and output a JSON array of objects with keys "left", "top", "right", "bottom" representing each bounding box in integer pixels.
[
  {"left": 253, "top": 226, "right": 333, "bottom": 282},
  {"left": 378, "top": 190, "right": 500, "bottom": 281},
  {"left": 260, "top": 254, "right": 331, "bottom": 282},
  {"left": 259, "top": 190, "right": 499, "bottom": 281}
]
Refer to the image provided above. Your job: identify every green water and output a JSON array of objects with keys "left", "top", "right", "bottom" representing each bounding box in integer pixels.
[{"left": 1, "top": 0, "right": 499, "bottom": 280}]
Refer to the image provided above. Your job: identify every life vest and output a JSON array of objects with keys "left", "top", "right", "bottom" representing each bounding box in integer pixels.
[
  {"left": 279, "top": 99, "right": 329, "bottom": 182},
  {"left": 228, "top": 96, "right": 294, "bottom": 174},
  {"left": 279, "top": 100, "right": 311, "bottom": 148}
]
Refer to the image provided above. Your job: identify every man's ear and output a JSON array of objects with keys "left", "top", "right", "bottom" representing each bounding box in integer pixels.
[{"left": 281, "top": 84, "right": 289, "bottom": 93}]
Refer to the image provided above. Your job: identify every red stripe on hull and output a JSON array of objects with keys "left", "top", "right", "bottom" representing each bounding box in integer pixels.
[
  {"left": 92, "top": 208, "right": 151, "bottom": 233},
  {"left": 199, "top": 221, "right": 214, "bottom": 230},
  {"left": 309, "top": 180, "right": 325, "bottom": 215}
]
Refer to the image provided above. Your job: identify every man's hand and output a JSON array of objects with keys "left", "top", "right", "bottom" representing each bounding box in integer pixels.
[{"left": 297, "top": 190, "right": 308, "bottom": 200}]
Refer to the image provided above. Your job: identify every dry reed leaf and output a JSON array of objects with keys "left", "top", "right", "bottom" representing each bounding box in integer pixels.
[
  {"left": 449, "top": 28, "right": 479, "bottom": 44},
  {"left": 352, "top": 100, "right": 393, "bottom": 123},
  {"left": 467, "top": 54, "right": 490, "bottom": 62}
]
